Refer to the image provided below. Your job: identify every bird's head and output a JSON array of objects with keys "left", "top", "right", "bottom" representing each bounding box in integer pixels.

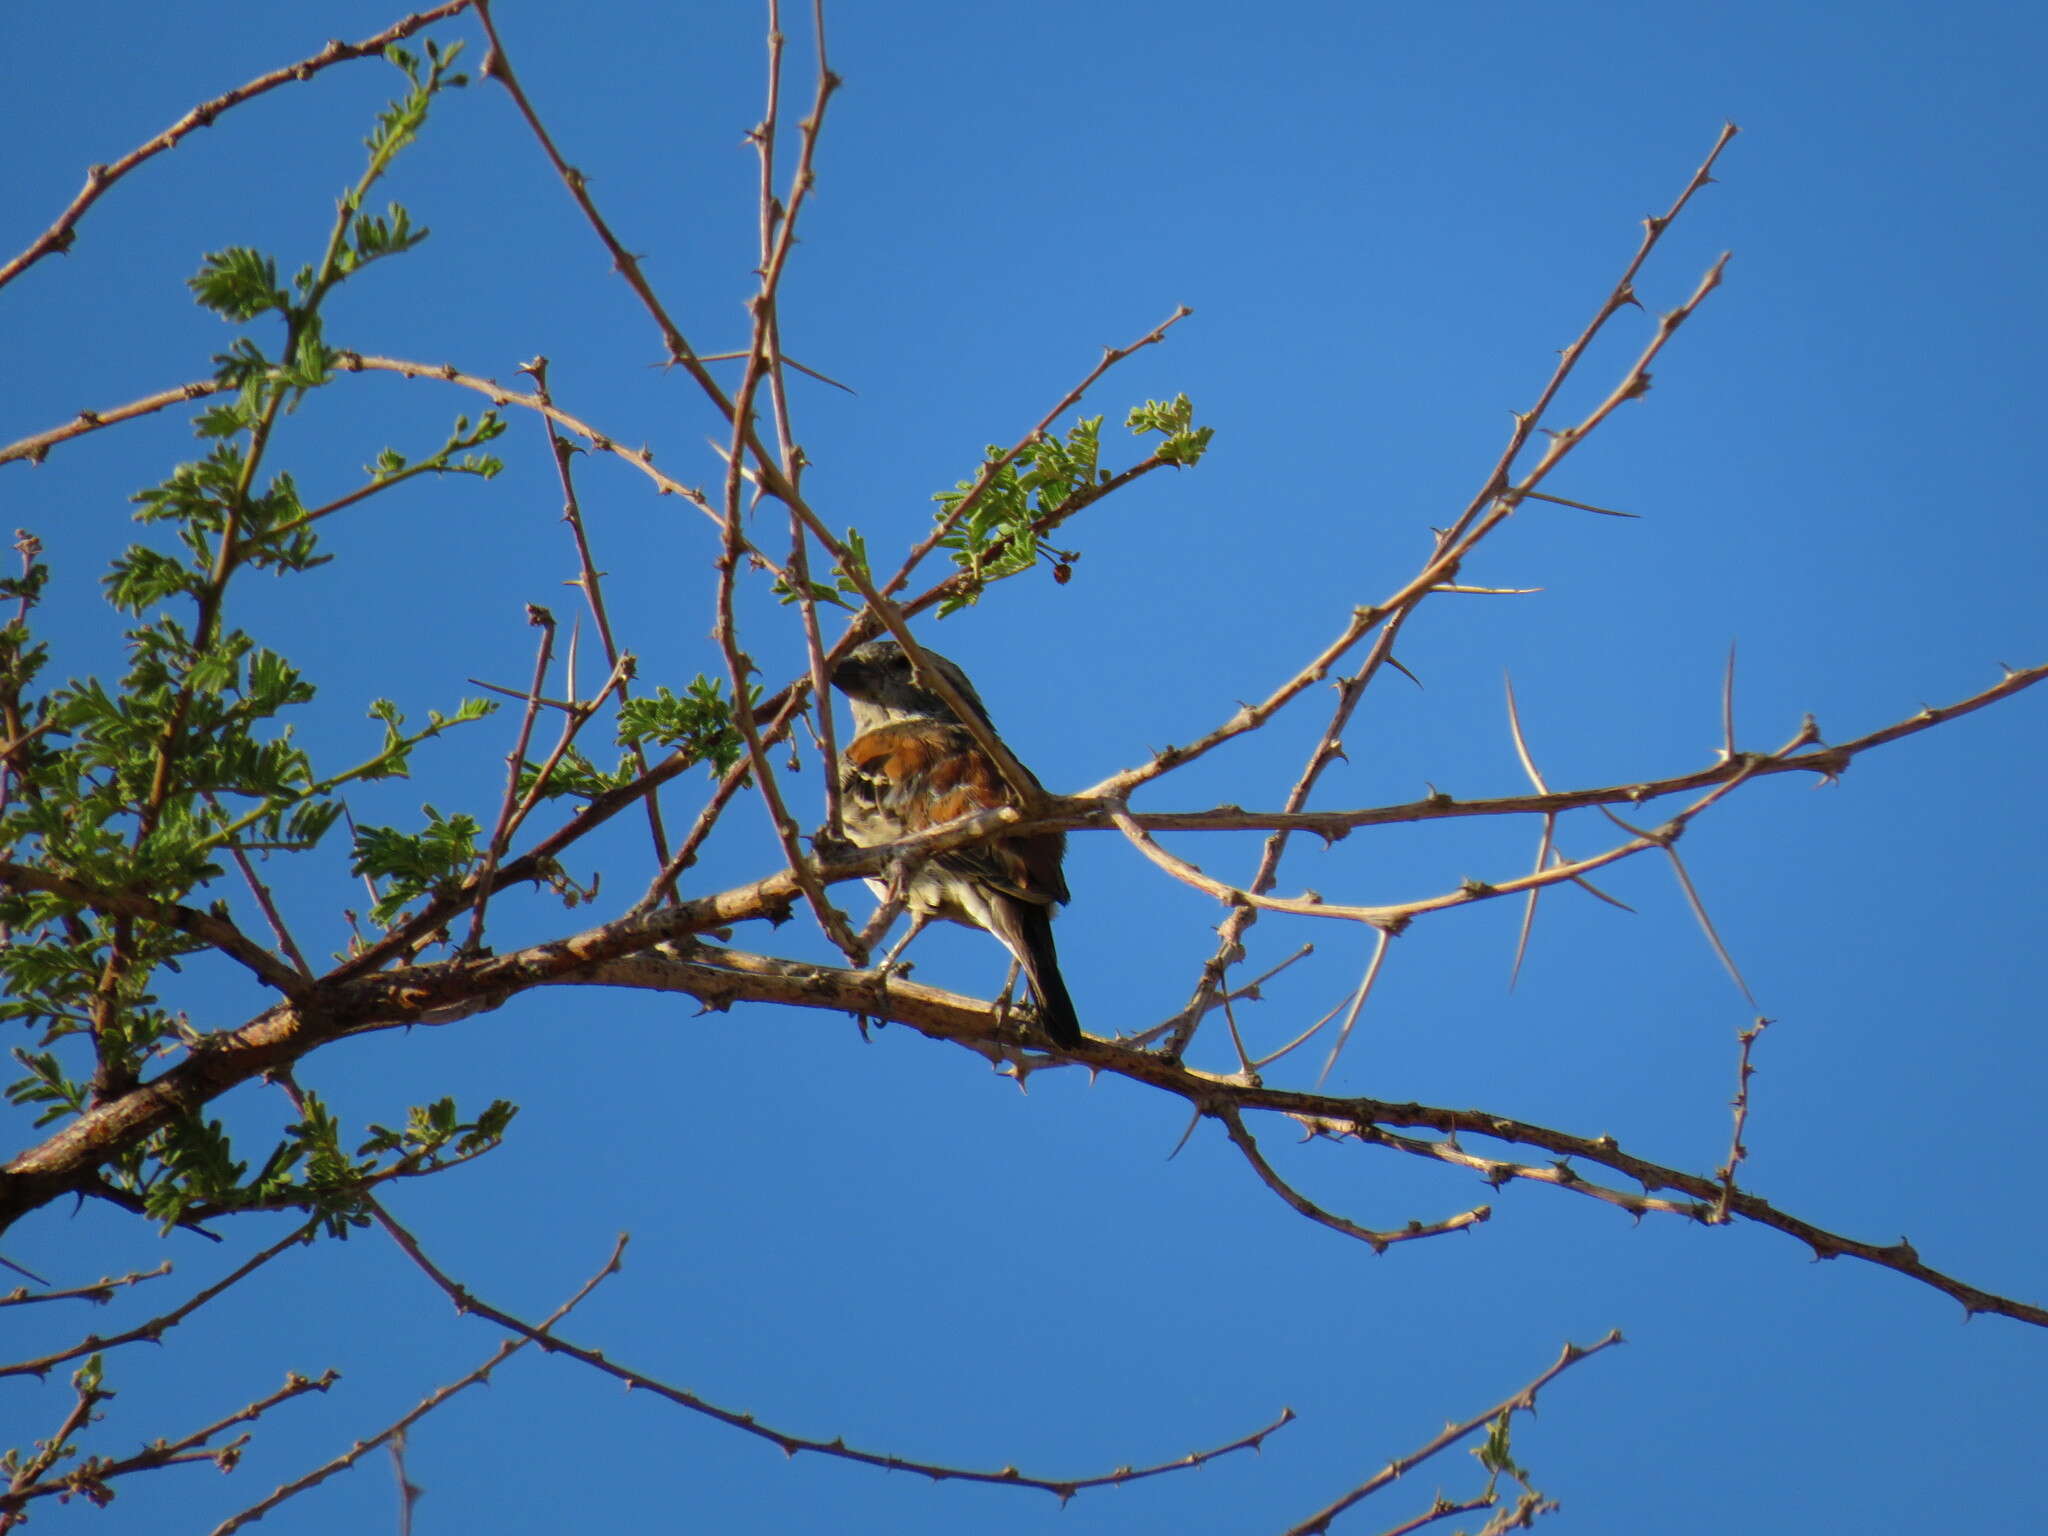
[{"left": 829, "top": 639, "right": 993, "bottom": 730}]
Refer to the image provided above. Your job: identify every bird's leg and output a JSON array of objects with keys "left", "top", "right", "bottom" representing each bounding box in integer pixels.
[
  {"left": 875, "top": 910, "right": 930, "bottom": 977},
  {"left": 854, "top": 909, "right": 930, "bottom": 1040},
  {"left": 992, "top": 955, "right": 1023, "bottom": 1037},
  {"left": 853, "top": 858, "right": 912, "bottom": 957}
]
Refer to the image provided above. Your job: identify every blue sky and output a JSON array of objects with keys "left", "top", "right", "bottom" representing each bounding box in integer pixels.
[{"left": 4, "top": 2, "right": 2045, "bottom": 1532}]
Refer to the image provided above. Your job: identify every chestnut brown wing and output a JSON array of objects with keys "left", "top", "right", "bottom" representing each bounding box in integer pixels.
[{"left": 840, "top": 721, "right": 1069, "bottom": 908}]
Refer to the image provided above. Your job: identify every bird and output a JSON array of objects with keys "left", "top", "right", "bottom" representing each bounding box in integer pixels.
[{"left": 828, "top": 638, "right": 1082, "bottom": 1049}]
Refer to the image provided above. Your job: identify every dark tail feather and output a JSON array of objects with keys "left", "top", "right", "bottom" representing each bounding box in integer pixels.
[{"left": 1005, "top": 900, "right": 1082, "bottom": 1048}]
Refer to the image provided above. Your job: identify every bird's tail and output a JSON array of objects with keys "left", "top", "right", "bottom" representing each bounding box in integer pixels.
[{"left": 997, "top": 898, "right": 1083, "bottom": 1049}]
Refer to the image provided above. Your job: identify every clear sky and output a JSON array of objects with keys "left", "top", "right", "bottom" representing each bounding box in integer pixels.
[{"left": 4, "top": 2, "right": 2045, "bottom": 1532}]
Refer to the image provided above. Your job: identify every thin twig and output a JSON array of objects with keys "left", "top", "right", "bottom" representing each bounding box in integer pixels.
[
  {"left": 0, "top": 1221, "right": 318, "bottom": 1381},
  {"left": 1721, "top": 640, "right": 1739, "bottom": 760},
  {"left": 707, "top": 0, "right": 861, "bottom": 961},
  {"left": 1247, "top": 992, "right": 1345, "bottom": 1072},
  {"left": 1502, "top": 673, "right": 1553, "bottom": 989},
  {"left": 1279, "top": 1332, "right": 1623, "bottom": 1536},
  {"left": 880, "top": 306, "right": 1194, "bottom": 600},
  {"left": 522, "top": 356, "right": 671, "bottom": 868},
  {"left": 0, "top": 1262, "right": 171, "bottom": 1310},
  {"left": 1517, "top": 488, "right": 1640, "bottom": 519},
  {"left": 1315, "top": 928, "right": 1393, "bottom": 1086},
  {"left": 207, "top": 1233, "right": 627, "bottom": 1534},
  {"left": 1136, "top": 128, "right": 1737, "bottom": 1055},
  {"left": 1128, "top": 943, "right": 1318, "bottom": 1052},
  {"left": 1214, "top": 1102, "right": 1489, "bottom": 1255},
  {"left": 203, "top": 793, "right": 316, "bottom": 980},
  {"left": 464, "top": 605, "right": 557, "bottom": 953},
  {"left": 0, "top": 1, "right": 478, "bottom": 293},
  {"left": 1711, "top": 1017, "right": 1770, "bottom": 1223},
  {"left": 2, "top": 1361, "right": 110, "bottom": 1527},
  {"left": 0, "top": 1368, "right": 338, "bottom": 1521},
  {"left": 1367, "top": 1493, "right": 1501, "bottom": 1536},
  {"left": 369, "top": 1197, "right": 1289, "bottom": 1496}
]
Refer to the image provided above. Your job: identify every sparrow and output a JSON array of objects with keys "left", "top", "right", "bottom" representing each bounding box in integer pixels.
[{"left": 829, "top": 639, "right": 1082, "bottom": 1048}]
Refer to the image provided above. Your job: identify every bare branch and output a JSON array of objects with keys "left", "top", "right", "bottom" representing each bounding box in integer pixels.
[
  {"left": 0, "top": 1222, "right": 319, "bottom": 1382},
  {"left": 464, "top": 605, "right": 557, "bottom": 952},
  {"left": 0, "top": 2, "right": 478, "bottom": 294},
  {"left": 522, "top": 356, "right": 672, "bottom": 868},
  {"left": 1213, "top": 1102, "right": 1489, "bottom": 1254},
  {"left": 1711, "top": 1017, "right": 1770, "bottom": 1224},
  {"left": 369, "top": 1197, "right": 1288, "bottom": 1497},
  {"left": 1315, "top": 928, "right": 1393, "bottom": 1086},
  {"left": 207, "top": 1234, "right": 627, "bottom": 1535},
  {"left": 0, "top": 1263, "right": 170, "bottom": 1311},
  {"left": 1279, "top": 1332, "right": 1623, "bottom": 1536},
  {"left": 0, "top": 1367, "right": 337, "bottom": 1521}
]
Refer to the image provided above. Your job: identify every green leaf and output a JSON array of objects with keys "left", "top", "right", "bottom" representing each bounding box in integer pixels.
[
  {"left": 929, "top": 415, "right": 1116, "bottom": 612},
  {"left": 187, "top": 247, "right": 287, "bottom": 322},
  {"left": 1127, "top": 393, "right": 1214, "bottom": 466},
  {"left": 146, "top": 1113, "right": 248, "bottom": 1228},
  {"left": 103, "top": 544, "right": 200, "bottom": 614},
  {"left": 516, "top": 745, "right": 637, "bottom": 802},
  {"left": 615, "top": 677, "right": 748, "bottom": 774},
  {"left": 351, "top": 804, "right": 483, "bottom": 925}
]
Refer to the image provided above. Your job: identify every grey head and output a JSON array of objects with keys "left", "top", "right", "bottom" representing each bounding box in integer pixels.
[{"left": 829, "top": 639, "right": 994, "bottom": 734}]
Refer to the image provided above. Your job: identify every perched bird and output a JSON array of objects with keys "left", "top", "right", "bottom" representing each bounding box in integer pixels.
[{"left": 829, "top": 639, "right": 1082, "bottom": 1048}]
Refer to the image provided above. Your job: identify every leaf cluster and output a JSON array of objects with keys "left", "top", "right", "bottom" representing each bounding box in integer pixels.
[
  {"left": 2, "top": 44, "right": 504, "bottom": 1241},
  {"left": 931, "top": 416, "right": 1104, "bottom": 613},
  {"left": 929, "top": 397, "right": 1211, "bottom": 615},
  {"left": 615, "top": 676, "right": 750, "bottom": 774}
]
